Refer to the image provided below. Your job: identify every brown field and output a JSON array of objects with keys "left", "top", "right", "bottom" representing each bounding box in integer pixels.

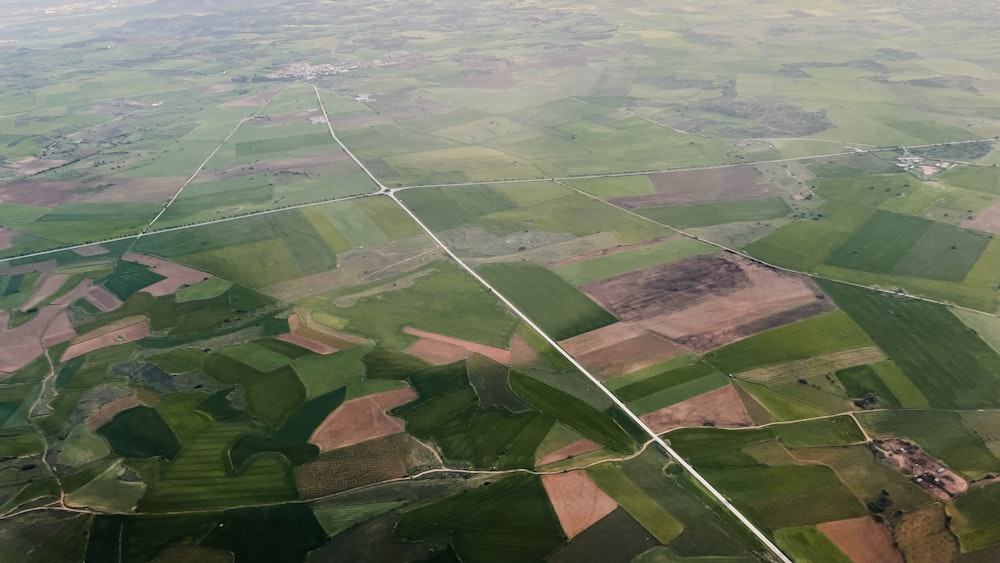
[
  {"left": 542, "top": 471, "right": 618, "bottom": 539},
  {"left": 310, "top": 387, "right": 418, "bottom": 451},
  {"left": 61, "top": 316, "right": 150, "bottom": 362},
  {"left": 13, "top": 157, "right": 69, "bottom": 175},
  {"left": 0, "top": 228, "right": 14, "bottom": 250},
  {"left": 873, "top": 439, "right": 968, "bottom": 500},
  {"left": 84, "top": 396, "right": 142, "bottom": 430},
  {"left": 84, "top": 177, "right": 185, "bottom": 203},
  {"left": 963, "top": 199, "right": 1000, "bottom": 234},
  {"left": 402, "top": 326, "right": 511, "bottom": 365},
  {"left": 122, "top": 252, "right": 212, "bottom": 296},
  {"left": 0, "top": 279, "right": 91, "bottom": 374},
  {"left": 737, "top": 347, "right": 887, "bottom": 385},
  {"left": 895, "top": 504, "right": 959, "bottom": 563},
  {"left": 560, "top": 322, "right": 688, "bottom": 378},
  {"left": 276, "top": 333, "right": 337, "bottom": 354},
  {"left": 582, "top": 255, "right": 832, "bottom": 353},
  {"left": 197, "top": 84, "right": 234, "bottom": 94},
  {"left": 609, "top": 167, "right": 782, "bottom": 208},
  {"left": 71, "top": 244, "right": 109, "bottom": 257},
  {"left": 547, "top": 235, "right": 677, "bottom": 269},
  {"left": 295, "top": 433, "right": 436, "bottom": 498},
  {"left": 84, "top": 286, "right": 123, "bottom": 313},
  {"left": 264, "top": 109, "right": 322, "bottom": 122},
  {"left": 1, "top": 259, "right": 56, "bottom": 277},
  {"left": 218, "top": 88, "right": 281, "bottom": 107},
  {"left": 818, "top": 517, "right": 903, "bottom": 563},
  {"left": 538, "top": 439, "right": 601, "bottom": 466},
  {"left": 0, "top": 180, "right": 80, "bottom": 207},
  {"left": 285, "top": 311, "right": 369, "bottom": 351},
  {"left": 508, "top": 333, "right": 538, "bottom": 368},
  {"left": 642, "top": 385, "right": 753, "bottom": 434},
  {"left": 21, "top": 273, "right": 69, "bottom": 311}
]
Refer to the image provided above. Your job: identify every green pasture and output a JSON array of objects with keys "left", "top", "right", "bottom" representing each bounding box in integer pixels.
[
  {"left": 638, "top": 197, "right": 791, "bottom": 229},
  {"left": 477, "top": 262, "right": 616, "bottom": 340}
]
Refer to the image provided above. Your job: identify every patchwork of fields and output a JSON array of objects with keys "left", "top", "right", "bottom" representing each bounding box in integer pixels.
[{"left": 4, "top": 0, "right": 1000, "bottom": 562}]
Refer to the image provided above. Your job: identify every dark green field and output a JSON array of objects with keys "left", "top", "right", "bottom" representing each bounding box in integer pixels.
[{"left": 478, "top": 262, "right": 617, "bottom": 341}]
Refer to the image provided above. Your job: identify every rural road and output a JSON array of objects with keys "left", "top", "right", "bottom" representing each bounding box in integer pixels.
[{"left": 313, "top": 86, "right": 796, "bottom": 563}]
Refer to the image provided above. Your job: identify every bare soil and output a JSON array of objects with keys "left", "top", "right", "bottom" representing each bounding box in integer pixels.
[
  {"left": 582, "top": 255, "right": 830, "bottom": 353},
  {"left": 310, "top": 388, "right": 418, "bottom": 451},
  {"left": 0, "top": 180, "right": 80, "bottom": 207},
  {"left": 71, "top": 244, "right": 109, "bottom": 257},
  {"left": 402, "top": 326, "right": 511, "bottom": 365},
  {"left": 61, "top": 317, "right": 150, "bottom": 362},
  {"left": 286, "top": 311, "right": 369, "bottom": 351},
  {"left": 641, "top": 385, "right": 753, "bottom": 433},
  {"left": 508, "top": 333, "right": 538, "bottom": 368},
  {"left": 963, "top": 199, "right": 1000, "bottom": 234},
  {"left": 83, "top": 177, "right": 184, "bottom": 203},
  {"left": 818, "top": 516, "right": 903, "bottom": 563},
  {"left": 541, "top": 471, "right": 618, "bottom": 539},
  {"left": 123, "top": 253, "right": 212, "bottom": 296},
  {"left": 277, "top": 333, "right": 337, "bottom": 355},
  {"left": 538, "top": 439, "right": 601, "bottom": 466},
  {"left": 894, "top": 504, "right": 959, "bottom": 563},
  {"left": 13, "top": 157, "right": 70, "bottom": 176},
  {"left": 561, "top": 323, "right": 688, "bottom": 378},
  {"left": 610, "top": 167, "right": 782, "bottom": 208},
  {"left": 85, "top": 286, "right": 123, "bottom": 313},
  {"left": 873, "top": 439, "right": 968, "bottom": 500},
  {"left": 21, "top": 273, "right": 69, "bottom": 311},
  {"left": 84, "top": 396, "right": 141, "bottom": 430},
  {"left": 0, "top": 279, "right": 92, "bottom": 375}
]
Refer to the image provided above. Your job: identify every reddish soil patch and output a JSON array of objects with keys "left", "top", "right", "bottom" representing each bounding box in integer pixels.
[
  {"left": 873, "top": 439, "right": 968, "bottom": 500},
  {"left": 61, "top": 317, "right": 150, "bottom": 362},
  {"left": 0, "top": 180, "right": 80, "bottom": 207},
  {"left": 610, "top": 167, "right": 782, "bottom": 208},
  {"left": 538, "top": 439, "right": 601, "bottom": 466},
  {"left": 284, "top": 312, "right": 368, "bottom": 352},
  {"left": 194, "top": 153, "right": 348, "bottom": 182},
  {"left": 641, "top": 385, "right": 753, "bottom": 434},
  {"left": 402, "top": 326, "right": 511, "bottom": 365},
  {"left": 276, "top": 333, "right": 337, "bottom": 354},
  {"left": 582, "top": 255, "right": 832, "bottom": 353},
  {"left": 84, "top": 177, "right": 184, "bottom": 203},
  {"left": 22, "top": 273, "right": 69, "bottom": 311},
  {"left": 963, "top": 199, "right": 1000, "bottom": 234},
  {"left": 218, "top": 88, "right": 282, "bottom": 108},
  {"left": 542, "top": 471, "right": 618, "bottom": 538},
  {"left": 0, "top": 280, "right": 91, "bottom": 375},
  {"left": 508, "top": 333, "right": 538, "bottom": 368},
  {"left": 548, "top": 235, "right": 676, "bottom": 269},
  {"left": 405, "top": 339, "right": 470, "bottom": 365},
  {"left": 122, "top": 253, "right": 212, "bottom": 296},
  {"left": 85, "top": 396, "right": 142, "bottom": 430},
  {"left": 310, "top": 388, "right": 418, "bottom": 451},
  {"left": 0, "top": 228, "right": 15, "bottom": 250},
  {"left": 84, "top": 286, "right": 123, "bottom": 313},
  {"left": 72, "top": 244, "right": 109, "bottom": 257},
  {"left": 13, "top": 157, "right": 69, "bottom": 176},
  {"left": 818, "top": 517, "right": 903, "bottom": 563},
  {"left": 560, "top": 322, "right": 687, "bottom": 378}
]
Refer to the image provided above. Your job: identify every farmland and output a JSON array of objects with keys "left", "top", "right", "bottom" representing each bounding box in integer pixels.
[{"left": 4, "top": 0, "right": 1000, "bottom": 561}]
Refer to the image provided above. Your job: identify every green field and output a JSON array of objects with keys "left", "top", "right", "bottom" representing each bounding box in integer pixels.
[
  {"left": 637, "top": 197, "right": 791, "bottom": 229},
  {"left": 708, "top": 311, "right": 874, "bottom": 374},
  {"left": 821, "top": 281, "right": 1000, "bottom": 409},
  {"left": 477, "top": 262, "right": 616, "bottom": 340},
  {"left": 396, "top": 185, "right": 517, "bottom": 231}
]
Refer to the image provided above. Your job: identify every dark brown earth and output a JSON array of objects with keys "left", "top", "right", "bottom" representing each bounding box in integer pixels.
[{"left": 609, "top": 166, "right": 782, "bottom": 208}]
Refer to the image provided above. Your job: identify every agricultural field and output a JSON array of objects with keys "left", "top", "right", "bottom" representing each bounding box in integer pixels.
[{"left": 5, "top": 0, "right": 1000, "bottom": 561}]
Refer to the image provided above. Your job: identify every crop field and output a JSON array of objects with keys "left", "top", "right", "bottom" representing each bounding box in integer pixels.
[{"left": 6, "top": 0, "right": 1000, "bottom": 560}]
